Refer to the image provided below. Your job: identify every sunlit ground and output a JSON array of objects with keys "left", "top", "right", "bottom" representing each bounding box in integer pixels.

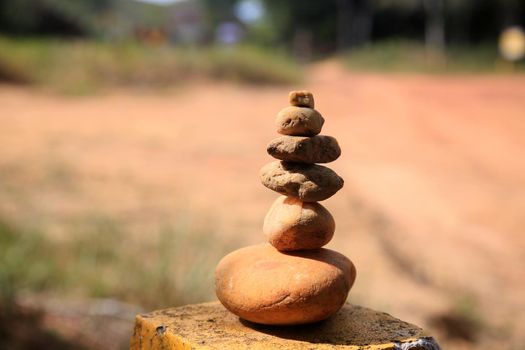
[{"left": 1, "top": 60, "right": 524, "bottom": 349}]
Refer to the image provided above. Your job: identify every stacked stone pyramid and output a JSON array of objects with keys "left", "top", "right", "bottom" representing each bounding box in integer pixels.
[{"left": 216, "top": 91, "right": 356, "bottom": 325}]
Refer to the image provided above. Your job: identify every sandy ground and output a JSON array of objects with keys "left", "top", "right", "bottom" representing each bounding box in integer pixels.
[{"left": 1, "top": 63, "right": 524, "bottom": 349}]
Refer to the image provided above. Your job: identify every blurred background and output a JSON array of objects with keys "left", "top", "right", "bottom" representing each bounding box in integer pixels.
[{"left": 0, "top": 0, "right": 524, "bottom": 349}]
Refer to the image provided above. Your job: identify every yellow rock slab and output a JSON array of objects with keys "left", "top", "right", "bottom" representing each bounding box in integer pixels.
[{"left": 130, "top": 301, "right": 440, "bottom": 350}]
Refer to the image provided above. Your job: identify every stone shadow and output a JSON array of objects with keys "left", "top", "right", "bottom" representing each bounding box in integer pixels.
[{"left": 240, "top": 304, "right": 438, "bottom": 348}]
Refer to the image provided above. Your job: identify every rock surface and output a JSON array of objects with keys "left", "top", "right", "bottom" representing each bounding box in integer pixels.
[
  {"left": 260, "top": 161, "right": 344, "bottom": 202},
  {"left": 215, "top": 244, "right": 356, "bottom": 325},
  {"left": 275, "top": 106, "right": 324, "bottom": 136},
  {"left": 267, "top": 135, "right": 341, "bottom": 163},
  {"left": 131, "top": 301, "right": 440, "bottom": 350},
  {"left": 264, "top": 196, "right": 335, "bottom": 251},
  {"left": 289, "top": 90, "right": 314, "bottom": 108}
]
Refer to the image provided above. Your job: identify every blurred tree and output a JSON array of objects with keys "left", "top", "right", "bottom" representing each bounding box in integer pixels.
[
  {"left": 199, "top": 0, "right": 238, "bottom": 43},
  {"left": 200, "top": 0, "right": 238, "bottom": 24},
  {"left": 197, "top": 0, "right": 524, "bottom": 57},
  {"left": 423, "top": 0, "right": 445, "bottom": 51},
  {"left": 336, "top": 0, "right": 373, "bottom": 51},
  {"left": 0, "top": 0, "right": 114, "bottom": 36},
  {"left": 446, "top": 0, "right": 525, "bottom": 44},
  {"left": 1, "top": 0, "right": 524, "bottom": 56},
  {"left": 263, "top": 1, "right": 340, "bottom": 57}
]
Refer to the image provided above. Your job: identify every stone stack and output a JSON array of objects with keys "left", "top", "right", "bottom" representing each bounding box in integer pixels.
[{"left": 215, "top": 91, "right": 356, "bottom": 325}]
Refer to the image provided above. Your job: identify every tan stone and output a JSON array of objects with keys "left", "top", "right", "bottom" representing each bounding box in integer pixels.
[
  {"left": 131, "top": 301, "right": 440, "bottom": 350},
  {"left": 260, "top": 161, "right": 344, "bottom": 202},
  {"left": 215, "top": 244, "right": 356, "bottom": 325},
  {"left": 264, "top": 196, "right": 335, "bottom": 251},
  {"left": 275, "top": 106, "right": 324, "bottom": 136},
  {"left": 289, "top": 90, "right": 315, "bottom": 108},
  {"left": 130, "top": 301, "right": 439, "bottom": 350},
  {"left": 267, "top": 135, "right": 341, "bottom": 163}
]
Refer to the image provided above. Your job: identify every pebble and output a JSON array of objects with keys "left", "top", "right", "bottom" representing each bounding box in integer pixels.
[
  {"left": 289, "top": 90, "right": 314, "bottom": 108},
  {"left": 260, "top": 161, "right": 344, "bottom": 202},
  {"left": 215, "top": 244, "right": 356, "bottom": 325},
  {"left": 264, "top": 196, "right": 335, "bottom": 251},
  {"left": 267, "top": 135, "right": 341, "bottom": 164},
  {"left": 275, "top": 106, "right": 324, "bottom": 136}
]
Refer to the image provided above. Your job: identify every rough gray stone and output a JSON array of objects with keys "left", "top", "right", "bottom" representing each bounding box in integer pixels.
[
  {"left": 267, "top": 135, "right": 341, "bottom": 164},
  {"left": 260, "top": 161, "right": 344, "bottom": 202}
]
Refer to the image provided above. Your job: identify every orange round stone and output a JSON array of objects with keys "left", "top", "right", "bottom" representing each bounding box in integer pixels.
[{"left": 215, "top": 244, "right": 356, "bottom": 325}]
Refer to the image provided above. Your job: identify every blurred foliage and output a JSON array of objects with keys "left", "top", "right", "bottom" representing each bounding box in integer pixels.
[
  {"left": 0, "top": 0, "right": 523, "bottom": 80},
  {"left": 263, "top": 1, "right": 343, "bottom": 54},
  {"left": 342, "top": 40, "right": 525, "bottom": 72},
  {"left": 204, "top": 0, "right": 525, "bottom": 55},
  {"left": 1, "top": 0, "right": 524, "bottom": 53},
  {"left": 0, "top": 215, "right": 237, "bottom": 310},
  {"left": 0, "top": 0, "right": 113, "bottom": 36},
  {"left": 0, "top": 36, "right": 301, "bottom": 92},
  {"left": 0, "top": 221, "right": 63, "bottom": 304}
]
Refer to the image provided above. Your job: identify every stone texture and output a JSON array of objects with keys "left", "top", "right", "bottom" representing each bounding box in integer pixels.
[
  {"left": 260, "top": 161, "right": 344, "bottom": 202},
  {"left": 215, "top": 244, "right": 356, "bottom": 325},
  {"left": 289, "top": 90, "right": 315, "bottom": 108},
  {"left": 275, "top": 106, "right": 324, "bottom": 136},
  {"left": 130, "top": 301, "right": 441, "bottom": 350},
  {"left": 264, "top": 196, "right": 335, "bottom": 251},
  {"left": 267, "top": 135, "right": 341, "bottom": 164}
]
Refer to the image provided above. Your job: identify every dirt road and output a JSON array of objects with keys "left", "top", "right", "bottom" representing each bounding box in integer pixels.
[{"left": 1, "top": 63, "right": 524, "bottom": 349}]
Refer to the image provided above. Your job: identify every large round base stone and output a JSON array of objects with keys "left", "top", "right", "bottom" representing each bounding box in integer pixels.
[{"left": 215, "top": 244, "right": 356, "bottom": 325}]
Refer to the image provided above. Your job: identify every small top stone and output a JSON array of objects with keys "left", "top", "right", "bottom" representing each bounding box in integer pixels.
[{"left": 289, "top": 90, "right": 314, "bottom": 108}]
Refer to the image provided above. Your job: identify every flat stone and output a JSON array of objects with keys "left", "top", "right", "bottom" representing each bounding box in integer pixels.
[
  {"left": 260, "top": 161, "right": 344, "bottom": 202},
  {"left": 130, "top": 301, "right": 441, "bottom": 350},
  {"left": 275, "top": 106, "right": 324, "bottom": 136},
  {"left": 215, "top": 244, "right": 356, "bottom": 325},
  {"left": 289, "top": 90, "right": 315, "bottom": 108},
  {"left": 267, "top": 135, "right": 341, "bottom": 163},
  {"left": 264, "top": 196, "right": 335, "bottom": 251}
]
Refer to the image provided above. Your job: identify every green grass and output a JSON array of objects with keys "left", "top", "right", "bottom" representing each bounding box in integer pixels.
[
  {"left": 342, "top": 40, "right": 525, "bottom": 73},
  {"left": 0, "top": 221, "right": 63, "bottom": 303},
  {"left": 0, "top": 215, "right": 237, "bottom": 310},
  {"left": 0, "top": 37, "right": 301, "bottom": 93}
]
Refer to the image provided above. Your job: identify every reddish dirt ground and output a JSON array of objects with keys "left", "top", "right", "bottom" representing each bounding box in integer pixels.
[{"left": 1, "top": 63, "right": 524, "bottom": 349}]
